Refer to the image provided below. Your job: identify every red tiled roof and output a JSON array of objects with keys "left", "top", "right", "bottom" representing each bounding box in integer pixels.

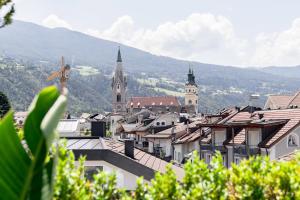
[
  {"left": 174, "top": 129, "right": 201, "bottom": 144},
  {"left": 288, "top": 92, "right": 300, "bottom": 107},
  {"left": 266, "top": 95, "right": 293, "bottom": 109},
  {"left": 228, "top": 109, "right": 300, "bottom": 147},
  {"left": 128, "top": 96, "right": 181, "bottom": 108},
  {"left": 228, "top": 128, "right": 246, "bottom": 144},
  {"left": 143, "top": 123, "right": 187, "bottom": 139}
]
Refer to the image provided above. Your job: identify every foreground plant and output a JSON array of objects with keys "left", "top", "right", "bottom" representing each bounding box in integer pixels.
[
  {"left": 0, "top": 86, "right": 67, "bottom": 200},
  {"left": 1, "top": 86, "right": 300, "bottom": 200}
]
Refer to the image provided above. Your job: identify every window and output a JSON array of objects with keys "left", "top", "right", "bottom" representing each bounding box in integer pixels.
[
  {"left": 161, "top": 122, "right": 165, "bottom": 126},
  {"left": 288, "top": 134, "right": 299, "bottom": 147},
  {"left": 177, "top": 152, "right": 181, "bottom": 162},
  {"left": 171, "top": 121, "right": 175, "bottom": 125},
  {"left": 117, "top": 84, "right": 120, "bottom": 89},
  {"left": 195, "top": 100, "right": 198, "bottom": 104},
  {"left": 188, "top": 100, "right": 192, "bottom": 104},
  {"left": 206, "top": 154, "right": 211, "bottom": 164},
  {"left": 156, "top": 122, "right": 160, "bottom": 126},
  {"left": 222, "top": 155, "right": 226, "bottom": 166},
  {"left": 117, "top": 94, "right": 121, "bottom": 102}
]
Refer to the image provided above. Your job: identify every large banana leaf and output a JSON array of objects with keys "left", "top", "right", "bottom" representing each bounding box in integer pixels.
[{"left": 0, "top": 86, "right": 67, "bottom": 200}]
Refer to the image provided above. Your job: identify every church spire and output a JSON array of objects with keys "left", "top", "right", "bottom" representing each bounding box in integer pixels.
[{"left": 117, "top": 46, "right": 122, "bottom": 62}]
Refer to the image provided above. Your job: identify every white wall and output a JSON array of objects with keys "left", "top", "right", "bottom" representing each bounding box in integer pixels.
[
  {"left": 214, "top": 129, "right": 226, "bottom": 145},
  {"left": 152, "top": 139, "right": 172, "bottom": 157},
  {"left": 247, "top": 128, "right": 261, "bottom": 146},
  {"left": 110, "top": 115, "right": 123, "bottom": 138},
  {"left": 79, "top": 160, "right": 149, "bottom": 190},
  {"left": 174, "top": 144, "right": 183, "bottom": 163},
  {"left": 153, "top": 113, "right": 178, "bottom": 127},
  {"left": 272, "top": 125, "right": 300, "bottom": 160}
]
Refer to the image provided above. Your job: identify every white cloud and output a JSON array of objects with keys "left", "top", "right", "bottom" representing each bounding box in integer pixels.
[
  {"left": 42, "top": 14, "right": 72, "bottom": 30},
  {"left": 86, "top": 13, "right": 248, "bottom": 66},
  {"left": 82, "top": 14, "right": 300, "bottom": 67},
  {"left": 252, "top": 18, "right": 300, "bottom": 66}
]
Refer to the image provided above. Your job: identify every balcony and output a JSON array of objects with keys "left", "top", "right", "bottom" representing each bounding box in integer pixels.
[
  {"left": 200, "top": 143, "right": 227, "bottom": 153},
  {"left": 234, "top": 145, "right": 260, "bottom": 156}
]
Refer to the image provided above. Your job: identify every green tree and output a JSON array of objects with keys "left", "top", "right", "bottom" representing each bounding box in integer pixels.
[
  {"left": 0, "top": 91, "right": 11, "bottom": 118},
  {"left": 0, "top": 0, "right": 14, "bottom": 28}
]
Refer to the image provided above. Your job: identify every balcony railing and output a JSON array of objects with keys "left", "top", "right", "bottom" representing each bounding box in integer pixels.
[
  {"left": 200, "top": 143, "right": 227, "bottom": 152},
  {"left": 233, "top": 145, "right": 260, "bottom": 156}
]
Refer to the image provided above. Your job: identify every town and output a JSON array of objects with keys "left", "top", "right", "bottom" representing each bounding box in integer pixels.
[
  {"left": 1, "top": 1, "right": 300, "bottom": 198},
  {"left": 12, "top": 47, "right": 300, "bottom": 190}
]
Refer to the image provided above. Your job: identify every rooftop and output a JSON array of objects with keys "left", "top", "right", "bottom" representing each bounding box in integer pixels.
[
  {"left": 65, "top": 137, "right": 184, "bottom": 181},
  {"left": 226, "top": 109, "right": 300, "bottom": 147}
]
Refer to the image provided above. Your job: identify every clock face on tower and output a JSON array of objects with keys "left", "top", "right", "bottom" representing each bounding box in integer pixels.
[{"left": 117, "top": 105, "right": 122, "bottom": 110}]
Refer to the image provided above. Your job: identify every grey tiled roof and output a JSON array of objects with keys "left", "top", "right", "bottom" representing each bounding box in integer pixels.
[{"left": 65, "top": 138, "right": 184, "bottom": 181}]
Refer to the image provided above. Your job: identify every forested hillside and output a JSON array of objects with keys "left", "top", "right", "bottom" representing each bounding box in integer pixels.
[{"left": 1, "top": 21, "right": 300, "bottom": 115}]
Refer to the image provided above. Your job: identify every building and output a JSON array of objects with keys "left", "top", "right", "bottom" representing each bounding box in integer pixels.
[
  {"left": 277, "top": 150, "right": 299, "bottom": 161},
  {"left": 119, "top": 112, "right": 179, "bottom": 150},
  {"left": 264, "top": 91, "right": 300, "bottom": 110},
  {"left": 173, "top": 126, "right": 206, "bottom": 164},
  {"left": 144, "top": 121, "right": 198, "bottom": 160},
  {"left": 66, "top": 137, "right": 184, "bottom": 190},
  {"left": 111, "top": 47, "right": 127, "bottom": 114},
  {"left": 184, "top": 68, "right": 199, "bottom": 114},
  {"left": 198, "top": 107, "right": 300, "bottom": 167},
  {"left": 127, "top": 96, "right": 181, "bottom": 114}
]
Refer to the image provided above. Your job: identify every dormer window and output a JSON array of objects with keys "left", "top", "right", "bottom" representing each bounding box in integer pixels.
[{"left": 288, "top": 134, "right": 298, "bottom": 147}]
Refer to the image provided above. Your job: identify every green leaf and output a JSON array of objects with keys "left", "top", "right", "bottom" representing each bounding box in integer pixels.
[
  {"left": 0, "top": 86, "right": 67, "bottom": 200},
  {"left": 0, "top": 111, "right": 31, "bottom": 199}
]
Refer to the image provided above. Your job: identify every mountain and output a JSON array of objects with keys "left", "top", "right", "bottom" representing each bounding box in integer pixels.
[
  {"left": 1, "top": 20, "right": 300, "bottom": 115},
  {"left": 259, "top": 66, "right": 300, "bottom": 78}
]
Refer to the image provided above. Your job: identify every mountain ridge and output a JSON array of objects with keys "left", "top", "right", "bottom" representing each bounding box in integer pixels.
[{"left": 1, "top": 20, "right": 300, "bottom": 114}]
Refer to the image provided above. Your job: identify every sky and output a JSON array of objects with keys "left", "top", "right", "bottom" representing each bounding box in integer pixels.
[{"left": 10, "top": 0, "right": 300, "bottom": 67}]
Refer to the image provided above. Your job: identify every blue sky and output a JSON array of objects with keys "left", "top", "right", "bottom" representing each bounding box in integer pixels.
[{"left": 12, "top": 0, "right": 300, "bottom": 67}]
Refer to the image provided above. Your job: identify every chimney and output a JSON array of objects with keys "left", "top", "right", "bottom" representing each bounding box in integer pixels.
[
  {"left": 258, "top": 113, "right": 264, "bottom": 120},
  {"left": 124, "top": 139, "right": 134, "bottom": 159},
  {"left": 138, "top": 114, "right": 143, "bottom": 124}
]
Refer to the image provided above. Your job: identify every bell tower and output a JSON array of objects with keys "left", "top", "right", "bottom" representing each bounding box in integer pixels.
[
  {"left": 111, "top": 47, "right": 127, "bottom": 114},
  {"left": 184, "top": 67, "right": 199, "bottom": 114}
]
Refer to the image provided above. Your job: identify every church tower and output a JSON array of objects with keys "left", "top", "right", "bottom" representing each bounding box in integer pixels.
[
  {"left": 184, "top": 67, "right": 199, "bottom": 114},
  {"left": 111, "top": 47, "right": 127, "bottom": 114}
]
